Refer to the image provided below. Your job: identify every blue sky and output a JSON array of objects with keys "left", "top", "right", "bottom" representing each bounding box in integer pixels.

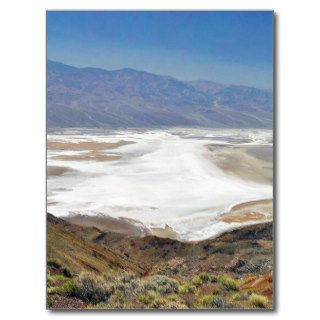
[{"left": 47, "top": 11, "right": 273, "bottom": 89}]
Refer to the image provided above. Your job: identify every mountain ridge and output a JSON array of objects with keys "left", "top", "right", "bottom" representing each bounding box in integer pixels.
[{"left": 47, "top": 60, "right": 272, "bottom": 129}]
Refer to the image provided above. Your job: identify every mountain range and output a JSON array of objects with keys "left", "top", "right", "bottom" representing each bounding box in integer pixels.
[{"left": 47, "top": 61, "right": 273, "bottom": 128}]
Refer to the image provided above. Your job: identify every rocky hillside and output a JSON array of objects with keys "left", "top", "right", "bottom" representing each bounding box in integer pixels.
[
  {"left": 47, "top": 213, "right": 144, "bottom": 275},
  {"left": 47, "top": 61, "right": 272, "bottom": 128},
  {"left": 47, "top": 213, "right": 273, "bottom": 309}
]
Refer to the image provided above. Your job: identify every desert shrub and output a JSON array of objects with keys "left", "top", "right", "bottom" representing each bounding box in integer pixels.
[
  {"left": 46, "top": 295, "right": 54, "bottom": 308},
  {"left": 199, "top": 272, "right": 217, "bottom": 283},
  {"left": 141, "top": 275, "right": 178, "bottom": 295},
  {"left": 211, "top": 286, "right": 221, "bottom": 295},
  {"left": 212, "top": 295, "right": 225, "bottom": 308},
  {"left": 106, "top": 290, "right": 128, "bottom": 308},
  {"left": 72, "top": 272, "right": 113, "bottom": 304},
  {"left": 109, "top": 276, "right": 141, "bottom": 300},
  {"left": 183, "top": 292, "right": 196, "bottom": 308},
  {"left": 198, "top": 294, "right": 214, "bottom": 308},
  {"left": 151, "top": 294, "right": 188, "bottom": 309},
  {"left": 47, "top": 258, "right": 61, "bottom": 270},
  {"left": 137, "top": 291, "right": 157, "bottom": 305},
  {"left": 47, "top": 275, "right": 55, "bottom": 287},
  {"left": 230, "top": 292, "right": 249, "bottom": 302},
  {"left": 191, "top": 275, "right": 203, "bottom": 287},
  {"left": 178, "top": 283, "right": 196, "bottom": 294},
  {"left": 47, "top": 286, "right": 59, "bottom": 294},
  {"left": 230, "top": 292, "right": 242, "bottom": 301},
  {"left": 250, "top": 294, "right": 269, "bottom": 308},
  {"left": 47, "top": 278, "right": 76, "bottom": 296},
  {"left": 47, "top": 274, "right": 66, "bottom": 285},
  {"left": 53, "top": 274, "right": 66, "bottom": 281},
  {"left": 60, "top": 279, "right": 77, "bottom": 295},
  {"left": 62, "top": 266, "right": 72, "bottom": 278},
  {"left": 218, "top": 275, "right": 239, "bottom": 291},
  {"left": 118, "top": 272, "right": 136, "bottom": 283},
  {"left": 196, "top": 293, "right": 225, "bottom": 308}
]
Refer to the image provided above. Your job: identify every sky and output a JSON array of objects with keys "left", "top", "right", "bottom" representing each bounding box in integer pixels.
[{"left": 47, "top": 11, "right": 273, "bottom": 90}]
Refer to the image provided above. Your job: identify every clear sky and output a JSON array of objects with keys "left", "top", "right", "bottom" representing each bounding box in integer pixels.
[{"left": 47, "top": 11, "right": 273, "bottom": 90}]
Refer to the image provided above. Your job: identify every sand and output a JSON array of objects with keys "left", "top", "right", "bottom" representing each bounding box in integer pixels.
[
  {"left": 150, "top": 225, "right": 181, "bottom": 241},
  {"left": 47, "top": 139, "right": 134, "bottom": 162},
  {"left": 218, "top": 199, "right": 273, "bottom": 224},
  {"left": 47, "top": 140, "right": 133, "bottom": 151},
  {"left": 51, "top": 153, "right": 121, "bottom": 162},
  {"left": 205, "top": 145, "right": 273, "bottom": 185},
  {"left": 65, "top": 214, "right": 151, "bottom": 238},
  {"left": 47, "top": 166, "right": 74, "bottom": 177}
]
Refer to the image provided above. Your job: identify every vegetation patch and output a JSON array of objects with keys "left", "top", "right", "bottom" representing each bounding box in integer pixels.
[
  {"left": 178, "top": 283, "right": 196, "bottom": 294},
  {"left": 71, "top": 273, "right": 113, "bottom": 304},
  {"left": 250, "top": 293, "right": 269, "bottom": 308},
  {"left": 140, "top": 275, "right": 179, "bottom": 295},
  {"left": 218, "top": 275, "right": 239, "bottom": 291}
]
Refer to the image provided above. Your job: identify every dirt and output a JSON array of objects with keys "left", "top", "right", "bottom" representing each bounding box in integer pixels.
[{"left": 47, "top": 166, "right": 74, "bottom": 177}]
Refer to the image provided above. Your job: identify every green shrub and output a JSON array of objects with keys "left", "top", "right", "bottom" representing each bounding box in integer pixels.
[
  {"left": 137, "top": 291, "right": 157, "bottom": 305},
  {"left": 47, "top": 275, "right": 55, "bottom": 288},
  {"left": 46, "top": 295, "right": 54, "bottom": 308},
  {"left": 198, "top": 294, "right": 214, "bottom": 307},
  {"left": 178, "top": 283, "right": 196, "bottom": 294},
  {"left": 72, "top": 272, "right": 113, "bottom": 304},
  {"left": 47, "top": 286, "right": 60, "bottom": 294},
  {"left": 196, "top": 293, "right": 225, "bottom": 308},
  {"left": 230, "top": 292, "right": 242, "bottom": 301},
  {"left": 106, "top": 290, "right": 127, "bottom": 308},
  {"left": 151, "top": 294, "right": 188, "bottom": 309},
  {"left": 211, "top": 286, "right": 221, "bottom": 295},
  {"left": 250, "top": 294, "right": 269, "bottom": 308},
  {"left": 191, "top": 276, "right": 203, "bottom": 287},
  {"left": 218, "top": 275, "right": 239, "bottom": 291},
  {"left": 60, "top": 279, "right": 77, "bottom": 295},
  {"left": 46, "top": 279, "right": 76, "bottom": 296},
  {"left": 141, "top": 275, "right": 178, "bottom": 295},
  {"left": 199, "top": 272, "right": 217, "bottom": 283},
  {"left": 230, "top": 292, "right": 249, "bottom": 303}
]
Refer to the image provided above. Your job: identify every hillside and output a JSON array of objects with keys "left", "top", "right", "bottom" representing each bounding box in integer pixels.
[
  {"left": 47, "top": 213, "right": 273, "bottom": 309},
  {"left": 47, "top": 61, "right": 272, "bottom": 128},
  {"left": 47, "top": 213, "right": 144, "bottom": 275}
]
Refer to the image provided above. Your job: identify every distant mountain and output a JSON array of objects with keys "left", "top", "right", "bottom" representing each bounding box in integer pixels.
[{"left": 47, "top": 61, "right": 272, "bottom": 128}]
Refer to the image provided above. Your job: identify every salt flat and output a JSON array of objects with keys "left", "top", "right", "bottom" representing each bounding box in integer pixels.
[{"left": 47, "top": 128, "right": 273, "bottom": 241}]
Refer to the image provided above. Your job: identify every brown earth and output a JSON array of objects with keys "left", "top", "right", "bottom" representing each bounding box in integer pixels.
[
  {"left": 47, "top": 166, "right": 74, "bottom": 177},
  {"left": 47, "top": 140, "right": 134, "bottom": 151},
  {"left": 51, "top": 153, "right": 121, "bottom": 162},
  {"left": 205, "top": 144, "right": 273, "bottom": 184},
  {"left": 65, "top": 214, "right": 151, "bottom": 238},
  {"left": 47, "top": 139, "right": 134, "bottom": 162},
  {"left": 219, "top": 199, "right": 273, "bottom": 223},
  {"left": 47, "top": 213, "right": 273, "bottom": 310}
]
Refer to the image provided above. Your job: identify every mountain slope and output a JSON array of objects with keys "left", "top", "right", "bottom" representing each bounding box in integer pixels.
[
  {"left": 47, "top": 61, "right": 272, "bottom": 128},
  {"left": 47, "top": 213, "right": 145, "bottom": 275},
  {"left": 47, "top": 213, "right": 273, "bottom": 309}
]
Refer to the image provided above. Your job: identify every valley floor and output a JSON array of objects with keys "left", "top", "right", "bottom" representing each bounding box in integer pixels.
[{"left": 47, "top": 128, "right": 273, "bottom": 241}]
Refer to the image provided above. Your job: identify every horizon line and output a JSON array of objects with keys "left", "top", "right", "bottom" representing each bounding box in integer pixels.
[{"left": 47, "top": 59, "right": 272, "bottom": 92}]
